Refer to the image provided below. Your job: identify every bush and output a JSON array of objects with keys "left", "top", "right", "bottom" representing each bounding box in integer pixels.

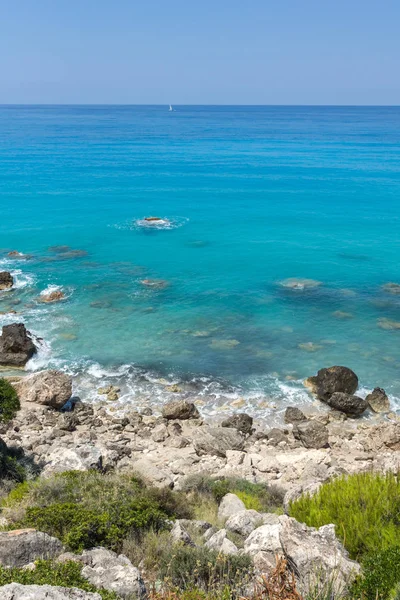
[
  {"left": 3, "top": 470, "right": 190, "bottom": 552},
  {"left": 0, "top": 559, "right": 117, "bottom": 600},
  {"left": 349, "top": 546, "right": 400, "bottom": 600},
  {"left": 289, "top": 472, "right": 400, "bottom": 560},
  {"left": 0, "top": 439, "right": 25, "bottom": 484},
  {"left": 0, "top": 378, "right": 20, "bottom": 423}
]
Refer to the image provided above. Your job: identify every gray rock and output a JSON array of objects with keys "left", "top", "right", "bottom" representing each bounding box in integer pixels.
[
  {"left": 225, "top": 509, "right": 263, "bottom": 537},
  {"left": 170, "top": 521, "right": 194, "bottom": 546},
  {"left": 243, "top": 519, "right": 283, "bottom": 559},
  {"left": 12, "top": 370, "right": 72, "bottom": 410},
  {"left": 267, "top": 428, "right": 287, "bottom": 445},
  {"left": 204, "top": 529, "right": 238, "bottom": 555},
  {"left": 326, "top": 392, "right": 367, "bottom": 417},
  {"left": 0, "top": 529, "right": 64, "bottom": 567},
  {"left": 81, "top": 547, "right": 146, "bottom": 599},
  {"left": 0, "top": 272, "right": 13, "bottom": 291},
  {"left": 221, "top": 413, "right": 253, "bottom": 434},
  {"left": 218, "top": 493, "right": 246, "bottom": 521},
  {"left": 284, "top": 407, "right": 307, "bottom": 424},
  {"left": 162, "top": 400, "right": 200, "bottom": 420},
  {"left": 0, "top": 323, "right": 37, "bottom": 367},
  {"left": 193, "top": 427, "right": 244, "bottom": 457},
  {"left": 43, "top": 446, "right": 102, "bottom": 475},
  {"left": 0, "top": 584, "right": 101, "bottom": 599},
  {"left": 305, "top": 366, "right": 358, "bottom": 401},
  {"left": 293, "top": 420, "right": 329, "bottom": 449},
  {"left": 366, "top": 387, "right": 390, "bottom": 413},
  {"left": 132, "top": 457, "right": 173, "bottom": 488},
  {"left": 279, "top": 516, "right": 360, "bottom": 596}
]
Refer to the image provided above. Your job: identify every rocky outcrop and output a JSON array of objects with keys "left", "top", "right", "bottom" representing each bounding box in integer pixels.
[
  {"left": 39, "top": 290, "right": 65, "bottom": 303},
  {"left": 293, "top": 420, "right": 329, "bottom": 449},
  {"left": 204, "top": 529, "right": 238, "bottom": 555},
  {"left": 81, "top": 548, "right": 146, "bottom": 599},
  {"left": 225, "top": 509, "right": 265, "bottom": 537},
  {"left": 218, "top": 493, "right": 246, "bottom": 521},
  {"left": 42, "top": 446, "right": 103, "bottom": 476},
  {"left": 0, "top": 323, "right": 37, "bottom": 367},
  {"left": 12, "top": 370, "right": 72, "bottom": 410},
  {"left": 325, "top": 392, "right": 367, "bottom": 417},
  {"left": 0, "top": 271, "right": 13, "bottom": 290},
  {"left": 284, "top": 407, "right": 307, "bottom": 424},
  {"left": 193, "top": 427, "right": 244, "bottom": 457},
  {"left": 221, "top": 413, "right": 253, "bottom": 434},
  {"left": 366, "top": 387, "right": 390, "bottom": 413},
  {"left": 162, "top": 400, "right": 200, "bottom": 420},
  {"left": 305, "top": 366, "right": 358, "bottom": 401},
  {"left": 0, "top": 584, "right": 101, "bottom": 599},
  {"left": 0, "top": 529, "right": 64, "bottom": 567}
]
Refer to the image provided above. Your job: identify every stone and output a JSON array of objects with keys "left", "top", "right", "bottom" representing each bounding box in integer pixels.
[
  {"left": 326, "top": 392, "right": 368, "bottom": 417},
  {"left": 193, "top": 427, "right": 244, "bottom": 457},
  {"left": 0, "top": 584, "right": 101, "bottom": 599},
  {"left": 170, "top": 521, "right": 194, "bottom": 546},
  {"left": 243, "top": 519, "right": 283, "bottom": 559},
  {"left": 279, "top": 278, "right": 322, "bottom": 290},
  {"left": 225, "top": 509, "right": 263, "bottom": 537},
  {"left": 39, "top": 290, "right": 65, "bottom": 303},
  {"left": 0, "top": 323, "right": 37, "bottom": 367},
  {"left": 267, "top": 428, "right": 287, "bottom": 445},
  {"left": 366, "top": 387, "right": 390, "bottom": 413},
  {"left": 284, "top": 407, "right": 307, "bottom": 424},
  {"left": 204, "top": 529, "right": 238, "bottom": 555},
  {"left": 132, "top": 457, "right": 173, "bottom": 488},
  {"left": 0, "top": 272, "right": 13, "bottom": 291},
  {"left": 42, "top": 446, "right": 103, "bottom": 475},
  {"left": 12, "top": 370, "right": 72, "bottom": 410},
  {"left": 0, "top": 529, "right": 64, "bottom": 567},
  {"left": 217, "top": 493, "right": 246, "bottom": 521},
  {"left": 293, "top": 420, "right": 329, "bottom": 449},
  {"left": 279, "top": 516, "right": 360, "bottom": 596},
  {"left": 305, "top": 366, "right": 358, "bottom": 401},
  {"left": 81, "top": 547, "right": 146, "bottom": 599},
  {"left": 221, "top": 413, "right": 253, "bottom": 434},
  {"left": 162, "top": 400, "right": 200, "bottom": 420},
  {"left": 378, "top": 318, "right": 400, "bottom": 330},
  {"left": 382, "top": 282, "right": 400, "bottom": 294}
]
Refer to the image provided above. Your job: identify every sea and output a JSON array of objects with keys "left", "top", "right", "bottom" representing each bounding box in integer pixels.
[{"left": 1, "top": 105, "right": 400, "bottom": 422}]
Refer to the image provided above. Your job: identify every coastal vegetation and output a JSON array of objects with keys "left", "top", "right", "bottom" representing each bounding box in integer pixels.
[{"left": 0, "top": 378, "right": 20, "bottom": 424}]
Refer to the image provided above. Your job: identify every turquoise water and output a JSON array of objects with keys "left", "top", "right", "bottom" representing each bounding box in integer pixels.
[{"left": 1, "top": 105, "right": 400, "bottom": 418}]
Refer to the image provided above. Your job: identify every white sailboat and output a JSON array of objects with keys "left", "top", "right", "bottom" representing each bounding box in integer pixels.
[{"left": 169, "top": 104, "right": 173, "bottom": 112}]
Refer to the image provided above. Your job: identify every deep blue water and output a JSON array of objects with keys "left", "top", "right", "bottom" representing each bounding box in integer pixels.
[{"left": 1, "top": 105, "right": 400, "bottom": 418}]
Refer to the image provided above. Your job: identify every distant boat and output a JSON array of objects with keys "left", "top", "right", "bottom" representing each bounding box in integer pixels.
[{"left": 169, "top": 105, "right": 173, "bottom": 112}]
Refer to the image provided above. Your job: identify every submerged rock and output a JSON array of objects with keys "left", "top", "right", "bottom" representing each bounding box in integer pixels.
[
  {"left": 12, "top": 370, "right": 72, "bottom": 410},
  {"left": 305, "top": 366, "right": 358, "bottom": 401},
  {"left": 325, "top": 392, "right": 367, "bottom": 417},
  {"left": 140, "top": 278, "right": 169, "bottom": 289},
  {"left": 366, "top": 387, "right": 390, "bottom": 413},
  {"left": 0, "top": 271, "right": 13, "bottom": 291},
  {"left": 0, "top": 323, "right": 37, "bottom": 367},
  {"left": 39, "top": 289, "right": 66, "bottom": 303},
  {"left": 332, "top": 310, "right": 353, "bottom": 319},
  {"left": 382, "top": 282, "right": 400, "bottom": 295},
  {"left": 279, "top": 278, "right": 322, "bottom": 290},
  {"left": 378, "top": 317, "right": 400, "bottom": 330}
]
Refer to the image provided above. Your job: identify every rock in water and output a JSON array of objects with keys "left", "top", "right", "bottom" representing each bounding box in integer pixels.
[
  {"left": 39, "top": 290, "right": 65, "bottom": 303},
  {"left": 162, "top": 400, "right": 200, "bottom": 420},
  {"left": 0, "top": 583, "right": 101, "bottom": 599},
  {"left": 305, "top": 366, "right": 358, "bottom": 401},
  {"left": 0, "top": 529, "right": 64, "bottom": 567},
  {"left": 12, "top": 370, "right": 72, "bottom": 410},
  {"left": 221, "top": 413, "right": 253, "bottom": 434},
  {"left": 326, "top": 392, "right": 368, "bottom": 417},
  {"left": 293, "top": 420, "right": 329, "bottom": 449},
  {"left": 366, "top": 387, "right": 390, "bottom": 413},
  {"left": 0, "top": 272, "right": 13, "bottom": 290},
  {"left": 0, "top": 323, "right": 37, "bottom": 367}
]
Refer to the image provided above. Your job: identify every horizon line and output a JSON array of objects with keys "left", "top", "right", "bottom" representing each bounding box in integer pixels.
[{"left": 0, "top": 103, "right": 400, "bottom": 108}]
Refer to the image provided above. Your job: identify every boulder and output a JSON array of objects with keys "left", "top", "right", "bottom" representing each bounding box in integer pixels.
[
  {"left": 293, "top": 420, "right": 329, "bottom": 449},
  {"left": 221, "top": 413, "right": 253, "bottom": 434},
  {"left": 243, "top": 518, "right": 283, "bottom": 560},
  {"left": 39, "top": 290, "right": 65, "bottom": 303},
  {"left": 366, "top": 387, "right": 390, "bottom": 413},
  {"left": 0, "top": 529, "right": 64, "bottom": 567},
  {"left": 279, "top": 516, "right": 360, "bottom": 596},
  {"left": 218, "top": 493, "right": 246, "bottom": 521},
  {"left": 284, "top": 407, "right": 307, "bottom": 424},
  {"left": 162, "top": 400, "right": 200, "bottom": 420},
  {"left": 326, "top": 392, "right": 367, "bottom": 417},
  {"left": 131, "top": 457, "right": 173, "bottom": 488},
  {"left": 0, "top": 584, "right": 101, "bottom": 600},
  {"left": 42, "top": 446, "right": 103, "bottom": 476},
  {"left": 0, "top": 272, "right": 13, "bottom": 291},
  {"left": 193, "top": 427, "right": 244, "bottom": 457},
  {"left": 170, "top": 521, "right": 194, "bottom": 546},
  {"left": 81, "top": 547, "right": 146, "bottom": 599},
  {"left": 267, "top": 428, "right": 287, "bottom": 445},
  {"left": 0, "top": 323, "right": 37, "bottom": 367},
  {"left": 305, "top": 366, "right": 358, "bottom": 401},
  {"left": 204, "top": 529, "right": 238, "bottom": 555},
  {"left": 225, "top": 509, "right": 263, "bottom": 537},
  {"left": 12, "top": 370, "right": 72, "bottom": 410}
]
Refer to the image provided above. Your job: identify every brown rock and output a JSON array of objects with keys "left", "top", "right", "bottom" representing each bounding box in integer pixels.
[
  {"left": 366, "top": 387, "right": 390, "bottom": 413},
  {"left": 0, "top": 323, "right": 37, "bottom": 367},
  {"left": 0, "top": 272, "right": 13, "bottom": 290}
]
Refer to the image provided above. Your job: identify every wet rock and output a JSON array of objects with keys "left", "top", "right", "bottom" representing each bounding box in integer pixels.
[
  {"left": 0, "top": 529, "right": 64, "bottom": 567},
  {"left": 0, "top": 584, "right": 101, "bottom": 599},
  {"left": 0, "top": 272, "right": 13, "bottom": 290},
  {"left": 162, "top": 400, "right": 200, "bottom": 420},
  {"left": 284, "top": 407, "right": 307, "bottom": 424},
  {"left": 0, "top": 323, "right": 37, "bottom": 367},
  {"left": 326, "top": 392, "right": 368, "bottom": 417},
  {"left": 39, "top": 290, "right": 66, "bottom": 303},
  {"left": 218, "top": 493, "right": 246, "bottom": 521},
  {"left": 279, "top": 278, "right": 321, "bottom": 290},
  {"left": 81, "top": 547, "right": 146, "bottom": 599},
  {"left": 140, "top": 279, "right": 169, "bottom": 289},
  {"left": 97, "top": 385, "right": 120, "bottom": 401},
  {"left": 305, "top": 366, "right": 358, "bottom": 401},
  {"left": 12, "top": 370, "right": 72, "bottom": 410},
  {"left": 377, "top": 317, "right": 400, "bottom": 330},
  {"left": 7, "top": 251, "right": 31, "bottom": 260},
  {"left": 221, "top": 413, "right": 253, "bottom": 434},
  {"left": 293, "top": 420, "right": 329, "bottom": 449},
  {"left": 366, "top": 387, "right": 390, "bottom": 413},
  {"left": 193, "top": 427, "right": 244, "bottom": 457},
  {"left": 382, "top": 282, "right": 400, "bottom": 295}
]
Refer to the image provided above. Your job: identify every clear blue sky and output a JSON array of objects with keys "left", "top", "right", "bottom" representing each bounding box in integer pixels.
[{"left": 1, "top": 0, "right": 399, "bottom": 104}]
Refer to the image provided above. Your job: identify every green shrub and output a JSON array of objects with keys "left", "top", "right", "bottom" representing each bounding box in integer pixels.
[
  {"left": 159, "top": 545, "right": 252, "bottom": 592},
  {"left": 0, "top": 378, "right": 20, "bottom": 423},
  {"left": 0, "top": 559, "right": 117, "bottom": 600},
  {"left": 350, "top": 546, "right": 400, "bottom": 600},
  {"left": 0, "top": 440, "right": 25, "bottom": 484},
  {"left": 289, "top": 472, "right": 400, "bottom": 560}
]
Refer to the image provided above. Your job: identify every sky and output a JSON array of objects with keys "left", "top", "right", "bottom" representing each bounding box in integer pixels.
[{"left": 0, "top": 0, "right": 399, "bottom": 105}]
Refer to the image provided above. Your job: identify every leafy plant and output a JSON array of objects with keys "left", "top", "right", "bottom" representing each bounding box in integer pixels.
[
  {"left": 0, "top": 378, "right": 20, "bottom": 423},
  {"left": 0, "top": 439, "right": 25, "bottom": 484},
  {"left": 289, "top": 472, "right": 400, "bottom": 560},
  {"left": 350, "top": 546, "right": 400, "bottom": 600}
]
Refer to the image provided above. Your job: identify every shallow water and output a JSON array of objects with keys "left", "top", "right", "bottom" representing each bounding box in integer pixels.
[{"left": 1, "top": 105, "right": 400, "bottom": 419}]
